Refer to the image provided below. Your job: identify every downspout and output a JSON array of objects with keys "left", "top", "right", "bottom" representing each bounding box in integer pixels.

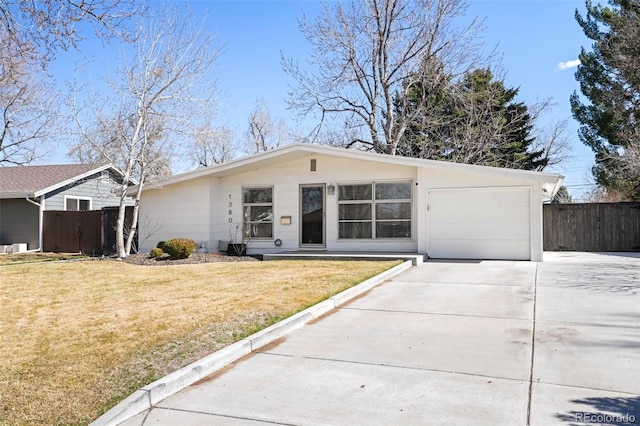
[{"left": 24, "top": 195, "right": 43, "bottom": 252}]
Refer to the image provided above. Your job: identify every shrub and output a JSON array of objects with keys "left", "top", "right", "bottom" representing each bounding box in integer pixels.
[
  {"left": 162, "top": 238, "right": 196, "bottom": 259},
  {"left": 156, "top": 241, "right": 166, "bottom": 250},
  {"left": 149, "top": 248, "right": 163, "bottom": 259}
]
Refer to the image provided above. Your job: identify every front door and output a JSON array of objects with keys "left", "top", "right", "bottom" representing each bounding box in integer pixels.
[{"left": 300, "top": 185, "right": 325, "bottom": 247}]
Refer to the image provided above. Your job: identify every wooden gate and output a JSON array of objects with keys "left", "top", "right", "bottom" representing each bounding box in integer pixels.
[
  {"left": 43, "top": 207, "right": 138, "bottom": 254},
  {"left": 543, "top": 202, "right": 640, "bottom": 251},
  {"left": 43, "top": 210, "right": 103, "bottom": 254},
  {"left": 102, "top": 206, "right": 137, "bottom": 254}
]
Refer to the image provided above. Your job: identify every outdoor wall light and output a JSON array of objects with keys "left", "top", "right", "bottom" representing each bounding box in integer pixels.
[{"left": 327, "top": 184, "right": 335, "bottom": 195}]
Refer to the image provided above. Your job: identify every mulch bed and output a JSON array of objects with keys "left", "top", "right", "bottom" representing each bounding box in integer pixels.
[{"left": 120, "top": 253, "right": 260, "bottom": 266}]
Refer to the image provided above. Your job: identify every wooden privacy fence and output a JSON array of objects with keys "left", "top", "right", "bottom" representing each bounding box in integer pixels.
[
  {"left": 543, "top": 202, "right": 640, "bottom": 252},
  {"left": 43, "top": 210, "right": 102, "bottom": 254},
  {"left": 43, "top": 206, "right": 137, "bottom": 255}
]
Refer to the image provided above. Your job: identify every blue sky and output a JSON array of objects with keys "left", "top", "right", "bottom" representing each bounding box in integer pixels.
[{"left": 48, "top": 0, "right": 595, "bottom": 200}]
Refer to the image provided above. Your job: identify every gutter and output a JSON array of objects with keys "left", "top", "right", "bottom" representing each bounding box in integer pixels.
[{"left": 24, "top": 195, "right": 43, "bottom": 252}]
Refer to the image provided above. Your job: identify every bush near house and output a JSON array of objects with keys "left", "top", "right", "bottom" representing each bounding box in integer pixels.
[
  {"left": 149, "top": 248, "right": 164, "bottom": 258},
  {"left": 162, "top": 238, "right": 196, "bottom": 259}
]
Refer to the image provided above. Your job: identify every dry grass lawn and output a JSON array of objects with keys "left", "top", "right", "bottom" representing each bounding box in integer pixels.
[
  {"left": 0, "top": 252, "right": 85, "bottom": 266},
  {"left": 0, "top": 258, "right": 400, "bottom": 425}
]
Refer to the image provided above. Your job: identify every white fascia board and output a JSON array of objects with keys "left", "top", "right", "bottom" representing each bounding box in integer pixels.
[
  {"left": 102, "top": 165, "right": 139, "bottom": 185},
  {"left": 0, "top": 191, "right": 33, "bottom": 199},
  {"left": 133, "top": 146, "right": 311, "bottom": 193},
  {"left": 32, "top": 164, "right": 114, "bottom": 197},
  {"left": 135, "top": 143, "right": 565, "bottom": 193}
]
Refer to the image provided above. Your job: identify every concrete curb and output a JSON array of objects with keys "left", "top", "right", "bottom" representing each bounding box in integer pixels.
[{"left": 92, "top": 260, "right": 414, "bottom": 426}]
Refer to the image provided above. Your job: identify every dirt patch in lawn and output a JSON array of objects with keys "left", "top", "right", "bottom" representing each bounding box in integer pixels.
[
  {"left": 0, "top": 258, "right": 400, "bottom": 425},
  {"left": 0, "top": 252, "right": 258, "bottom": 267}
]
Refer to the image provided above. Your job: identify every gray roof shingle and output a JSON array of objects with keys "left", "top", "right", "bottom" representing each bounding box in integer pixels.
[{"left": 0, "top": 164, "right": 109, "bottom": 196}]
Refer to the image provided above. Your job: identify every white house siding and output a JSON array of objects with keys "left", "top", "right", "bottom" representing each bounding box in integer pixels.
[
  {"left": 137, "top": 146, "right": 555, "bottom": 260},
  {"left": 210, "top": 154, "right": 419, "bottom": 254},
  {"left": 44, "top": 171, "right": 126, "bottom": 210},
  {"left": 138, "top": 177, "right": 211, "bottom": 252}
]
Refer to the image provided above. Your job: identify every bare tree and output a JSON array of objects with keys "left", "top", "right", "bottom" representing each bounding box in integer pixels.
[
  {"left": 70, "top": 8, "right": 220, "bottom": 258},
  {"left": 584, "top": 186, "right": 631, "bottom": 203},
  {"left": 283, "top": 0, "right": 484, "bottom": 155},
  {"left": 600, "top": 139, "right": 640, "bottom": 200},
  {"left": 246, "top": 98, "right": 292, "bottom": 153},
  {"left": 530, "top": 118, "right": 573, "bottom": 171},
  {"left": 246, "top": 98, "right": 273, "bottom": 153},
  {"left": 620, "top": 141, "right": 640, "bottom": 187},
  {"left": 0, "top": 0, "right": 139, "bottom": 66},
  {"left": 0, "top": 0, "right": 140, "bottom": 165},
  {"left": 0, "top": 30, "right": 59, "bottom": 165},
  {"left": 190, "top": 124, "right": 236, "bottom": 167}
]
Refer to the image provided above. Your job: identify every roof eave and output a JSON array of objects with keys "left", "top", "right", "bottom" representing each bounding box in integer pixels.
[
  {"left": 542, "top": 175, "right": 565, "bottom": 198},
  {"left": 135, "top": 143, "right": 566, "bottom": 192},
  {"left": 32, "top": 164, "right": 123, "bottom": 197},
  {"left": 0, "top": 191, "right": 35, "bottom": 199}
]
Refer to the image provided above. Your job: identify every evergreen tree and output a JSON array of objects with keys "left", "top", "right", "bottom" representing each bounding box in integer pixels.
[
  {"left": 551, "top": 186, "right": 573, "bottom": 204},
  {"left": 570, "top": 0, "right": 640, "bottom": 200},
  {"left": 394, "top": 61, "right": 456, "bottom": 160},
  {"left": 396, "top": 68, "right": 547, "bottom": 170}
]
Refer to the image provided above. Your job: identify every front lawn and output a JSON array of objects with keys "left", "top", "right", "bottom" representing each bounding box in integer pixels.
[
  {"left": 0, "top": 252, "right": 86, "bottom": 266},
  {"left": 0, "top": 258, "right": 400, "bottom": 425}
]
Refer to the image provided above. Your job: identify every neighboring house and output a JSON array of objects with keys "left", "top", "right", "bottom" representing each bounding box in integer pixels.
[
  {"left": 136, "top": 144, "right": 564, "bottom": 261},
  {"left": 0, "top": 164, "right": 130, "bottom": 251}
]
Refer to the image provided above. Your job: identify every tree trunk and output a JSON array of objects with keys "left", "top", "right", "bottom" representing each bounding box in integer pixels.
[
  {"left": 115, "top": 184, "right": 128, "bottom": 258},
  {"left": 125, "top": 175, "right": 145, "bottom": 255}
]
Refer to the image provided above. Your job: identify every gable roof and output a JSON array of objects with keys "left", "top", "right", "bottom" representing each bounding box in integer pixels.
[
  {"left": 139, "top": 143, "right": 564, "bottom": 196},
  {"left": 0, "top": 163, "right": 117, "bottom": 199}
]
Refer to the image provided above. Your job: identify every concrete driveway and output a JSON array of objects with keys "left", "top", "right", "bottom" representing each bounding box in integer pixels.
[{"left": 119, "top": 252, "right": 639, "bottom": 426}]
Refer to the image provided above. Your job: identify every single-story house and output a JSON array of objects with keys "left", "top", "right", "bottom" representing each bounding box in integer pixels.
[
  {"left": 136, "top": 144, "right": 564, "bottom": 261},
  {"left": 0, "top": 164, "right": 130, "bottom": 251}
]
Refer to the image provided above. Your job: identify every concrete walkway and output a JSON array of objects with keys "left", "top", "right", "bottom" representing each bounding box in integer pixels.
[{"left": 116, "top": 253, "right": 639, "bottom": 426}]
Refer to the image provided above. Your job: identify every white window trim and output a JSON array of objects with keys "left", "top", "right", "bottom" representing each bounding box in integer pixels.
[
  {"left": 242, "top": 186, "right": 274, "bottom": 240},
  {"left": 64, "top": 195, "right": 93, "bottom": 211},
  {"left": 337, "top": 180, "right": 413, "bottom": 240}
]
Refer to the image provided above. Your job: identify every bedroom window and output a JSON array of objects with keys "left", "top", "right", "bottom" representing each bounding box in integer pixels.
[
  {"left": 338, "top": 181, "right": 412, "bottom": 239},
  {"left": 242, "top": 187, "right": 273, "bottom": 239},
  {"left": 65, "top": 196, "right": 91, "bottom": 211}
]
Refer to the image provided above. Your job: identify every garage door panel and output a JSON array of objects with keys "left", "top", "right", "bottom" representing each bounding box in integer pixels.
[
  {"left": 429, "top": 206, "right": 530, "bottom": 224},
  {"left": 428, "top": 188, "right": 531, "bottom": 260},
  {"left": 429, "top": 239, "right": 530, "bottom": 260},
  {"left": 430, "top": 190, "right": 529, "bottom": 208},
  {"left": 500, "top": 190, "right": 530, "bottom": 206},
  {"left": 429, "top": 223, "right": 530, "bottom": 240}
]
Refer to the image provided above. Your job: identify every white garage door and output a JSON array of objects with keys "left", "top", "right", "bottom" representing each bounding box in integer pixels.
[{"left": 427, "top": 187, "right": 531, "bottom": 260}]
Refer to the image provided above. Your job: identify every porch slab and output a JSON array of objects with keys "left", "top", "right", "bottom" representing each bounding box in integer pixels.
[{"left": 262, "top": 251, "right": 425, "bottom": 265}]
